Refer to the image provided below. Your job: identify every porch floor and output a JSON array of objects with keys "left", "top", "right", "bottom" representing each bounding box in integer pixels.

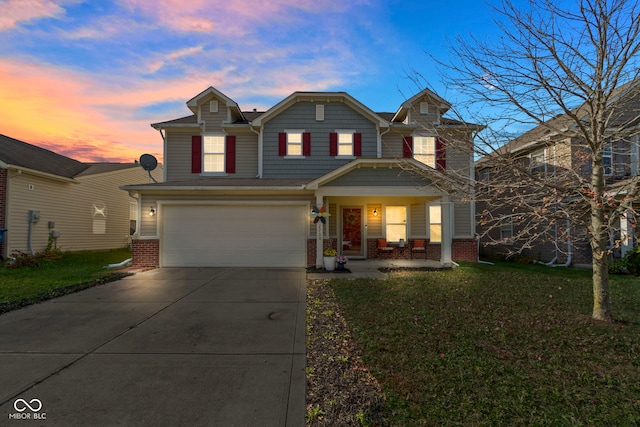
[{"left": 307, "top": 258, "right": 445, "bottom": 280}]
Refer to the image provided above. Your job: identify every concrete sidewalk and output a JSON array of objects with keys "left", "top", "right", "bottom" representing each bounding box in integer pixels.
[
  {"left": 0, "top": 268, "right": 306, "bottom": 426},
  {"left": 307, "top": 258, "right": 445, "bottom": 279}
]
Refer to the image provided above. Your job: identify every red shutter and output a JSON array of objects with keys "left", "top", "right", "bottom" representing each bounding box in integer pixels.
[
  {"left": 436, "top": 137, "right": 446, "bottom": 171},
  {"left": 191, "top": 135, "right": 202, "bottom": 173},
  {"left": 278, "top": 132, "right": 287, "bottom": 156},
  {"left": 403, "top": 136, "right": 413, "bottom": 158},
  {"left": 354, "top": 133, "right": 362, "bottom": 156},
  {"left": 330, "top": 133, "right": 338, "bottom": 156},
  {"left": 303, "top": 132, "right": 311, "bottom": 156},
  {"left": 226, "top": 135, "right": 236, "bottom": 173}
]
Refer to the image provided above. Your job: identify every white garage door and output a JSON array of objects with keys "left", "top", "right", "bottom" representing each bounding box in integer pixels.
[{"left": 161, "top": 204, "right": 307, "bottom": 267}]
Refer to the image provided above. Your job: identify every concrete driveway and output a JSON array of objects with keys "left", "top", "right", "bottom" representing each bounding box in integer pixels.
[{"left": 0, "top": 268, "right": 306, "bottom": 426}]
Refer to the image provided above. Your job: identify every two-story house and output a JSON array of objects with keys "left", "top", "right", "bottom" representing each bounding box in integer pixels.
[
  {"left": 476, "top": 80, "right": 640, "bottom": 265},
  {"left": 123, "top": 87, "right": 480, "bottom": 268}
]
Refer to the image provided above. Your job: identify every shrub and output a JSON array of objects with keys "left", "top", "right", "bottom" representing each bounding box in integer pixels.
[{"left": 624, "top": 247, "right": 640, "bottom": 276}]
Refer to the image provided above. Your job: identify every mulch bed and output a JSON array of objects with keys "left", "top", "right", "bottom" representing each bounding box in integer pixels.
[
  {"left": 306, "top": 279, "right": 389, "bottom": 426},
  {"left": 306, "top": 267, "right": 352, "bottom": 274}
]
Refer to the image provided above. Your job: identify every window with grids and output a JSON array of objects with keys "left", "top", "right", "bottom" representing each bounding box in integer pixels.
[
  {"left": 286, "top": 131, "right": 304, "bottom": 156},
  {"left": 530, "top": 149, "right": 546, "bottom": 174},
  {"left": 500, "top": 216, "right": 514, "bottom": 243},
  {"left": 429, "top": 205, "right": 442, "bottom": 243},
  {"left": 337, "top": 131, "right": 354, "bottom": 156},
  {"left": 603, "top": 144, "right": 613, "bottom": 176},
  {"left": 203, "top": 135, "right": 225, "bottom": 172},
  {"left": 414, "top": 136, "right": 436, "bottom": 167},
  {"left": 385, "top": 206, "right": 407, "bottom": 242}
]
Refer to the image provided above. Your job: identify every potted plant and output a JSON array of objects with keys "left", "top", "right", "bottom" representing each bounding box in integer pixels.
[
  {"left": 336, "top": 255, "right": 349, "bottom": 270},
  {"left": 323, "top": 248, "right": 337, "bottom": 271}
]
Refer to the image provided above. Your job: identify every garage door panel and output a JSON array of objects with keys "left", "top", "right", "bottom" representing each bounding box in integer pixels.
[{"left": 162, "top": 205, "right": 306, "bottom": 267}]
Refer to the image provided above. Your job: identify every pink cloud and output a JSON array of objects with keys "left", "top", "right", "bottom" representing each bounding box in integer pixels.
[
  {"left": 119, "top": 0, "right": 350, "bottom": 35},
  {"left": 147, "top": 46, "right": 204, "bottom": 73},
  {"left": 0, "top": 0, "right": 66, "bottom": 31}
]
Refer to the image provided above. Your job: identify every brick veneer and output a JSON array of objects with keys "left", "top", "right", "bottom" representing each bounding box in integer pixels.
[
  {"left": 452, "top": 238, "right": 478, "bottom": 262},
  {"left": 132, "top": 239, "right": 160, "bottom": 267}
]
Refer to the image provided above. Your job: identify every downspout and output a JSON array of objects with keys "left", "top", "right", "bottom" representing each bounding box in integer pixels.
[
  {"left": 379, "top": 125, "right": 391, "bottom": 158},
  {"left": 155, "top": 128, "right": 167, "bottom": 182},
  {"left": 552, "top": 220, "right": 572, "bottom": 267},
  {"left": 6, "top": 169, "right": 23, "bottom": 257}
]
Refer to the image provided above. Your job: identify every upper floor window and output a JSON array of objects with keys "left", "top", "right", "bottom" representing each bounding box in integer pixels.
[
  {"left": 385, "top": 206, "right": 407, "bottom": 242},
  {"left": 630, "top": 136, "right": 639, "bottom": 176},
  {"left": 286, "top": 130, "right": 304, "bottom": 156},
  {"left": 420, "top": 102, "right": 429, "bottom": 114},
  {"left": 338, "top": 131, "right": 355, "bottom": 156},
  {"left": 209, "top": 100, "right": 219, "bottom": 113},
  {"left": 414, "top": 136, "right": 436, "bottom": 168},
  {"left": 603, "top": 144, "right": 613, "bottom": 176},
  {"left": 530, "top": 149, "right": 546, "bottom": 174},
  {"left": 203, "top": 134, "right": 225, "bottom": 172}
]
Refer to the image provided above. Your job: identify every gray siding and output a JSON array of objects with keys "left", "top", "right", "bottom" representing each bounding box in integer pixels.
[
  {"left": 262, "top": 101, "right": 378, "bottom": 178},
  {"left": 165, "top": 129, "right": 258, "bottom": 181},
  {"left": 325, "top": 167, "right": 432, "bottom": 187}
]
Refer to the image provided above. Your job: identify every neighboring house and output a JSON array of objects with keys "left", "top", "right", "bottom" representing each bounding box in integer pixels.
[
  {"left": 476, "top": 81, "right": 640, "bottom": 265},
  {"left": 0, "top": 133, "right": 162, "bottom": 258},
  {"left": 123, "top": 87, "right": 481, "bottom": 268}
]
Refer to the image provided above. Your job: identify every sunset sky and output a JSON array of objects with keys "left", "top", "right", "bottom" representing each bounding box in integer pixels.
[{"left": 0, "top": 0, "right": 502, "bottom": 163}]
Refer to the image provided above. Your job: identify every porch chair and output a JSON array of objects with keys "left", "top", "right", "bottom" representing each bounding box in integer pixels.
[
  {"left": 411, "top": 239, "right": 426, "bottom": 259},
  {"left": 377, "top": 239, "right": 394, "bottom": 258}
]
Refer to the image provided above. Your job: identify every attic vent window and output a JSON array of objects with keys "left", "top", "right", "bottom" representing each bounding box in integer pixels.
[
  {"left": 420, "top": 102, "right": 429, "bottom": 114},
  {"left": 316, "top": 104, "right": 325, "bottom": 121},
  {"left": 210, "top": 100, "right": 219, "bottom": 113}
]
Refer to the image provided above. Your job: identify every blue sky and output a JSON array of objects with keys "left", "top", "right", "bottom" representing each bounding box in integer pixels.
[{"left": 0, "top": 0, "right": 504, "bottom": 162}]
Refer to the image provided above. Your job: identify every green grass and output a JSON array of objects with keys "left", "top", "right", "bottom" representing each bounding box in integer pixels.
[
  {"left": 330, "top": 262, "right": 640, "bottom": 426},
  {"left": 0, "top": 248, "right": 133, "bottom": 313}
]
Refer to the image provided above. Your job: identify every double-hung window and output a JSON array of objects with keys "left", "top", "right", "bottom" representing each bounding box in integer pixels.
[
  {"left": 603, "top": 144, "right": 613, "bottom": 176},
  {"left": 530, "top": 149, "right": 546, "bottom": 174},
  {"left": 414, "top": 136, "right": 436, "bottom": 168},
  {"left": 429, "top": 204, "right": 442, "bottom": 243},
  {"left": 631, "top": 135, "right": 640, "bottom": 176},
  {"left": 385, "top": 206, "right": 407, "bottom": 242},
  {"left": 337, "top": 131, "right": 354, "bottom": 156},
  {"left": 203, "top": 134, "right": 225, "bottom": 173},
  {"left": 286, "top": 130, "right": 304, "bottom": 156},
  {"left": 500, "top": 216, "right": 514, "bottom": 243}
]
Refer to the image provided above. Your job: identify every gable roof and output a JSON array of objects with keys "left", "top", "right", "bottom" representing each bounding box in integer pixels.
[
  {"left": 485, "top": 77, "right": 640, "bottom": 158},
  {"left": 0, "top": 133, "right": 88, "bottom": 178},
  {"left": 251, "top": 91, "right": 389, "bottom": 128},
  {"left": 186, "top": 86, "right": 246, "bottom": 123},
  {"left": 0, "top": 133, "right": 137, "bottom": 179},
  {"left": 391, "top": 88, "right": 452, "bottom": 123}
]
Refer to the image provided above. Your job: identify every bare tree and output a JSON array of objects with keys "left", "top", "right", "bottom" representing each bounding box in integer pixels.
[{"left": 426, "top": 0, "right": 640, "bottom": 321}]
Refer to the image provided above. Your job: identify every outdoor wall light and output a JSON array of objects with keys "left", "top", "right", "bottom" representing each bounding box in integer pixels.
[
  {"left": 373, "top": 209, "right": 378, "bottom": 217},
  {"left": 149, "top": 207, "right": 156, "bottom": 216}
]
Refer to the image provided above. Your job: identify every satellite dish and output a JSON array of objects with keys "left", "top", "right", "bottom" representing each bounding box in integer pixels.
[
  {"left": 139, "top": 154, "right": 159, "bottom": 183},
  {"left": 139, "top": 154, "right": 158, "bottom": 171}
]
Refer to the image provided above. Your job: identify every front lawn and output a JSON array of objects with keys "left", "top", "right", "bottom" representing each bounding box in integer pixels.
[
  {"left": 307, "top": 263, "right": 640, "bottom": 426},
  {"left": 0, "top": 248, "right": 133, "bottom": 314}
]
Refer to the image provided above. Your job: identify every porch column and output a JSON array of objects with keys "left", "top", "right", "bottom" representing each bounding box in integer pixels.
[
  {"left": 440, "top": 197, "right": 453, "bottom": 266},
  {"left": 315, "top": 195, "right": 324, "bottom": 268},
  {"left": 621, "top": 210, "right": 634, "bottom": 258}
]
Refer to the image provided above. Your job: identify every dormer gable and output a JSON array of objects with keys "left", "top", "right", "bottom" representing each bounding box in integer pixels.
[
  {"left": 186, "top": 86, "right": 247, "bottom": 124},
  {"left": 391, "top": 88, "right": 452, "bottom": 125}
]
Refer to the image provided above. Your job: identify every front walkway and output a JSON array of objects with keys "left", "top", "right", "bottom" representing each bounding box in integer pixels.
[{"left": 307, "top": 258, "right": 444, "bottom": 279}]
